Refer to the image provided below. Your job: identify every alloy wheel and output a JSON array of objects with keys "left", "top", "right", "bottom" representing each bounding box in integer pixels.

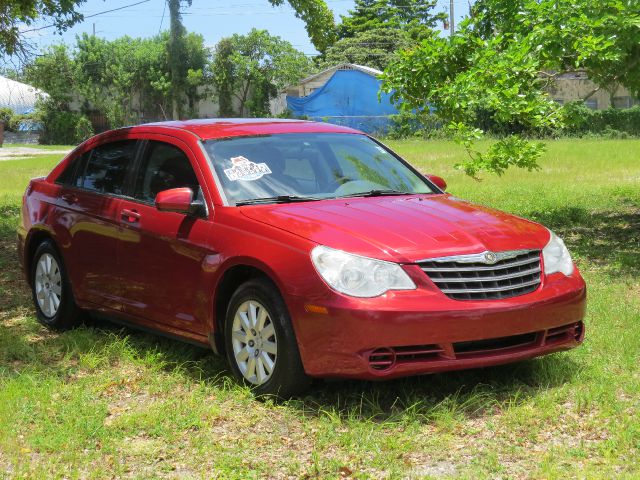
[
  {"left": 231, "top": 300, "right": 278, "bottom": 385},
  {"left": 34, "top": 253, "right": 62, "bottom": 318}
]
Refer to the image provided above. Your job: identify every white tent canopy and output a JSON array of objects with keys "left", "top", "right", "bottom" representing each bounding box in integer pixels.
[{"left": 0, "top": 75, "right": 48, "bottom": 114}]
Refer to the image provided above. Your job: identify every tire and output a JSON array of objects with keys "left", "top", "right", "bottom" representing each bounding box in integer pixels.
[
  {"left": 31, "top": 239, "right": 82, "bottom": 331},
  {"left": 224, "top": 278, "right": 311, "bottom": 398}
]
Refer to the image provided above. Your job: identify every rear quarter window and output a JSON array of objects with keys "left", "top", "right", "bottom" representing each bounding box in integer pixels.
[
  {"left": 78, "top": 140, "right": 137, "bottom": 195},
  {"left": 54, "top": 152, "right": 87, "bottom": 186}
]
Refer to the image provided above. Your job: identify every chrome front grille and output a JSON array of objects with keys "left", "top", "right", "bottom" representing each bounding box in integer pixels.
[{"left": 418, "top": 250, "right": 542, "bottom": 300}]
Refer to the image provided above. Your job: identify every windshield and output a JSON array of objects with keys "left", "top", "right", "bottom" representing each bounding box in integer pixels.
[{"left": 203, "top": 133, "right": 435, "bottom": 204}]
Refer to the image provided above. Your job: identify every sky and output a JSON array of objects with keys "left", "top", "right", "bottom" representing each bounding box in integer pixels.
[{"left": 19, "top": 0, "right": 472, "bottom": 58}]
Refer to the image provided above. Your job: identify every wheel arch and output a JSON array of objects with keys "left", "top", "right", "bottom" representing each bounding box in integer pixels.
[
  {"left": 211, "top": 261, "right": 284, "bottom": 355},
  {"left": 24, "top": 228, "right": 59, "bottom": 286}
]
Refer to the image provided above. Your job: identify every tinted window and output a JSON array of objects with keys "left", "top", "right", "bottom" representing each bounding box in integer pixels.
[
  {"left": 134, "top": 141, "right": 200, "bottom": 203},
  {"left": 79, "top": 140, "right": 136, "bottom": 195},
  {"left": 55, "top": 152, "right": 88, "bottom": 186}
]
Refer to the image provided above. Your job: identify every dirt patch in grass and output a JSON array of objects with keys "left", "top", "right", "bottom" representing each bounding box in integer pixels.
[{"left": 0, "top": 147, "right": 71, "bottom": 161}]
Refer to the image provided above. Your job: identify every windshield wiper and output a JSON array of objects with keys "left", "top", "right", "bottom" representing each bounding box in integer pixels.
[
  {"left": 336, "top": 189, "right": 413, "bottom": 199},
  {"left": 235, "top": 195, "right": 321, "bottom": 206}
]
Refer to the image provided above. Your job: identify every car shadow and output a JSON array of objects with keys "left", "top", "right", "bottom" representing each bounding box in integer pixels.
[{"left": 525, "top": 201, "right": 639, "bottom": 281}]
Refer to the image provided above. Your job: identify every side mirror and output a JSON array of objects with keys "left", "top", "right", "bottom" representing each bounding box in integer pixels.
[
  {"left": 155, "top": 187, "right": 195, "bottom": 214},
  {"left": 427, "top": 174, "right": 447, "bottom": 191}
]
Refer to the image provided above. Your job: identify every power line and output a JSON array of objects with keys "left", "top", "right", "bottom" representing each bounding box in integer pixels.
[
  {"left": 159, "top": 0, "right": 167, "bottom": 33},
  {"left": 19, "top": 0, "right": 153, "bottom": 34}
]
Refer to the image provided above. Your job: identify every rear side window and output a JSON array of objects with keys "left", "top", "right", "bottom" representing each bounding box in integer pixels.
[
  {"left": 79, "top": 140, "right": 137, "bottom": 195},
  {"left": 134, "top": 141, "right": 200, "bottom": 203},
  {"left": 55, "top": 152, "right": 87, "bottom": 186}
]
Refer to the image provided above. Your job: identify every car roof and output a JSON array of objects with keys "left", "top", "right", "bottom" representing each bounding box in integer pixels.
[{"left": 135, "top": 118, "right": 362, "bottom": 140}]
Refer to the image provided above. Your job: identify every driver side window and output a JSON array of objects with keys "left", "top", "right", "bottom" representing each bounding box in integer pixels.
[{"left": 134, "top": 141, "right": 200, "bottom": 204}]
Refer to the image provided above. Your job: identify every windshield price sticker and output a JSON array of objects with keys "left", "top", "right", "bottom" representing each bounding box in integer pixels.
[{"left": 224, "top": 156, "right": 272, "bottom": 181}]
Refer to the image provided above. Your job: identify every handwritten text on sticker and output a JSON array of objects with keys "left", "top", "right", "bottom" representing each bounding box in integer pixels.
[{"left": 224, "top": 156, "right": 272, "bottom": 181}]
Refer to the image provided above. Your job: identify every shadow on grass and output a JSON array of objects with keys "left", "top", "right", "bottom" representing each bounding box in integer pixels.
[{"left": 526, "top": 201, "right": 639, "bottom": 280}]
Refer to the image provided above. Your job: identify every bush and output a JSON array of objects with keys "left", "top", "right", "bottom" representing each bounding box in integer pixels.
[
  {"left": 74, "top": 115, "right": 94, "bottom": 143},
  {"left": 7, "top": 113, "right": 42, "bottom": 133},
  {"left": 387, "top": 111, "right": 443, "bottom": 139},
  {"left": 0, "top": 107, "right": 12, "bottom": 128},
  {"left": 561, "top": 102, "right": 640, "bottom": 137},
  {"left": 38, "top": 100, "right": 94, "bottom": 145}
]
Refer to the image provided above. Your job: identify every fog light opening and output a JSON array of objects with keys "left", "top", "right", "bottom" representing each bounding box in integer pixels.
[{"left": 368, "top": 347, "right": 396, "bottom": 371}]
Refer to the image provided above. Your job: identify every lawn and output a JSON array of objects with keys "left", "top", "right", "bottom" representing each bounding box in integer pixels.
[{"left": 0, "top": 139, "right": 638, "bottom": 479}]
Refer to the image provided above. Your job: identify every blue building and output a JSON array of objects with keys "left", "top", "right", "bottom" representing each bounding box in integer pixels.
[{"left": 284, "top": 64, "right": 400, "bottom": 134}]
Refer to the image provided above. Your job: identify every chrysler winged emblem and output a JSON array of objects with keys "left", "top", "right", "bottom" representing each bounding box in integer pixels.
[{"left": 483, "top": 251, "right": 498, "bottom": 264}]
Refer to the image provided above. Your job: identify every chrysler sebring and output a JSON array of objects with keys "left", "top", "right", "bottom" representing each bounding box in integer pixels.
[{"left": 17, "top": 119, "right": 586, "bottom": 396}]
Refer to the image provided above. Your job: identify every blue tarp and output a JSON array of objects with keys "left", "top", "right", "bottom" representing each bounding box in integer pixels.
[{"left": 286, "top": 69, "right": 399, "bottom": 133}]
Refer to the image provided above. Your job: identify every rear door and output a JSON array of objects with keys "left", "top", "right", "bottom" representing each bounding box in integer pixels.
[
  {"left": 116, "top": 136, "right": 213, "bottom": 334},
  {"left": 56, "top": 139, "right": 139, "bottom": 310}
]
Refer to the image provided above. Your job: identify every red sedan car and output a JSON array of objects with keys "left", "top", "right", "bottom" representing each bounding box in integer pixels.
[{"left": 18, "top": 119, "right": 586, "bottom": 396}]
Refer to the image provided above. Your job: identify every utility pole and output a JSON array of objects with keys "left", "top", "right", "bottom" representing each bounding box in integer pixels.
[{"left": 449, "top": 0, "right": 455, "bottom": 36}]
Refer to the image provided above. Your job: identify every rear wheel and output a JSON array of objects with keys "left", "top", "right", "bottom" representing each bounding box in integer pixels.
[
  {"left": 224, "top": 278, "right": 311, "bottom": 398},
  {"left": 31, "top": 240, "right": 82, "bottom": 330}
]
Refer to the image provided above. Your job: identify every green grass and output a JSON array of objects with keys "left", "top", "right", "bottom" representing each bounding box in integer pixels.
[{"left": 0, "top": 139, "right": 638, "bottom": 479}]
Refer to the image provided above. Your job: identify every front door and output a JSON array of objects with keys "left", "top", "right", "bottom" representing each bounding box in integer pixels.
[{"left": 116, "top": 137, "right": 212, "bottom": 334}]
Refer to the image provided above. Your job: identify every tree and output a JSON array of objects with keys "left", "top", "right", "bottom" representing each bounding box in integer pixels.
[
  {"left": 23, "top": 44, "right": 94, "bottom": 144},
  {"left": 268, "top": 0, "right": 336, "bottom": 53},
  {"left": 318, "top": 0, "right": 444, "bottom": 71},
  {"left": 382, "top": 0, "right": 640, "bottom": 177},
  {"left": 0, "top": 0, "right": 86, "bottom": 57},
  {"left": 164, "top": 0, "right": 334, "bottom": 119},
  {"left": 26, "top": 32, "right": 209, "bottom": 129},
  {"left": 167, "top": 0, "right": 191, "bottom": 119},
  {"left": 338, "top": 0, "right": 445, "bottom": 41},
  {"left": 320, "top": 28, "right": 412, "bottom": 71},
  {"left": 212, "top": 29, "right": 313, "bottom": 117},
  {"left": 73, "top": 32, "right": 208, "bottom": 125}
]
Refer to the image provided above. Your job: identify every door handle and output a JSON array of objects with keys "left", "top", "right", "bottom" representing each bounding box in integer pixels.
[
  {"left": 61, "top": 193, "right": 78, "bottom": 204},
  {"left": 121, "top": 208, "right": 141, "bottom": 223}
]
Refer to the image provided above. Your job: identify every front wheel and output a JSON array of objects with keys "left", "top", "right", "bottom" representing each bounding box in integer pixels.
[
  {"left": 31, "top": 240, "right": 82, "bottom": 330},
  {"left": 224, "top": 278, "right": 311, "bottom": 398}
]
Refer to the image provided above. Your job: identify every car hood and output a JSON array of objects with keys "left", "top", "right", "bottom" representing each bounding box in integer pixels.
[{"left": 239, "top": 194, "right": 550, "bottom": 263}]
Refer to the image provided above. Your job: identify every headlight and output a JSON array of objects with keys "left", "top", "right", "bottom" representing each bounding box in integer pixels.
[
  {"left": 311, "top": 245, "right": 416, "bottom": 297},
  {"left": 542, "top": 230, "right": 574, "bottom": 276}
]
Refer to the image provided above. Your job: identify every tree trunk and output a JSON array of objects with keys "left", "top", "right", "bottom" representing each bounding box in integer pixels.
[{"left": 168, "top": 0, "right": 183, "bottom": 120}]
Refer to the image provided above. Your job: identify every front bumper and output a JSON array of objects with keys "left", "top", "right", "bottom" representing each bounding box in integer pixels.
[{"left": 288, "top": 267, "right": 587, "bottom": 379}]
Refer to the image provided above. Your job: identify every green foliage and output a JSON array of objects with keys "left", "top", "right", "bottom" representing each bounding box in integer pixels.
[
  {"left": 74, "top": 32, "right": 208, "bottom": 126},
  {"left": 167, "top": 0, "right": 194, "bottom": 119},
  {"left": 25, "top": 32, "right": 209, "bottom": 130},
  {"left": 211, "top": 29, "right": 312, "bottom": 117},
  {"left": 24, "top": 44, "right": 76, "bottom": 106},
  {"left": 387, "top": 111, "right": 443, "bottom": 139},
  {"left": 6, "top": 112, "right": 40, "bottom": 133},
  {"left": 563, "top": 103, "right": 640, "bottom": 137},
  {"left": 0, "top": 0, "right": 85, "bottom": 56},
  {"left": 338, "top": 0, "right": 446, "bottom": 41},
  {"left": 212, "top": 39, "right": 236, "bottom": 117},
  {"left": 73, "top": 114, "right": 94, "bottom": 143},
  {"left": 382, "top": 0, "right": 640, "bottom": 177},
  {"left": 38, "top": 108, "right": 93, "bottom": 145},
  {"left": 0, "top": 108, "right": 12, "bottom": 127},
  {"left": 320, "top": 28, "right": 412, "bottom": 71},
  {"left": 269, "top": 0, "right": 336, "bottom": 53},
  {"left": 320, "top": 0, "right": 445, "bottom": 71}
]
